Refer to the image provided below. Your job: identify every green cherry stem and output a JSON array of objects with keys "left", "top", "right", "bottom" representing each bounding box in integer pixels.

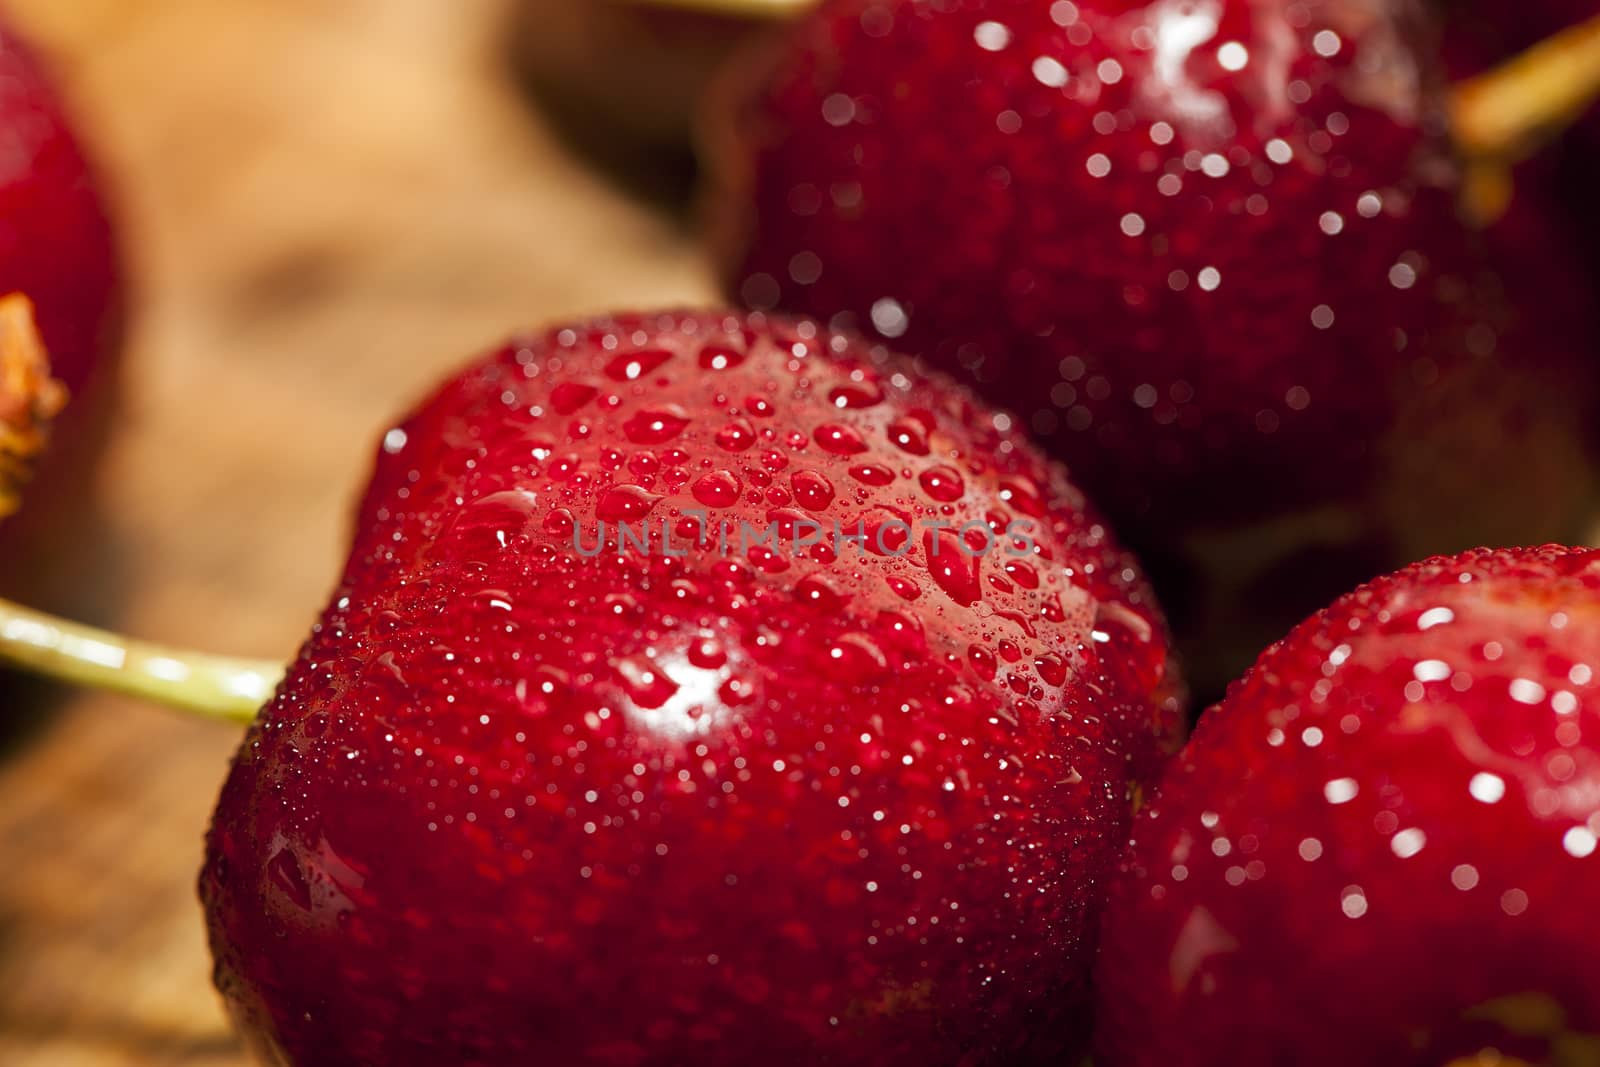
[
  {"left": 3, "top": 10, "right": 1597, "bottom": 729},
  {"left": 0, "top": 597, "right": 281, "bottom": 725},
  {"left": 0, "top": 292, "right": 278, "bottom": 725}
]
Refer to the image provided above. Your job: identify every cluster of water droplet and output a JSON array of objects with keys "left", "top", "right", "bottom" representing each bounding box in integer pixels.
[
  {"left": 711, "top": 0, "right": 1597, "bottom": 700},
  {"left": 202, "top": 310, "right": 1183, "bottom": 1065},
  {"left": 1095, "top": 546, "right": 1600, "bottom": 1065}
]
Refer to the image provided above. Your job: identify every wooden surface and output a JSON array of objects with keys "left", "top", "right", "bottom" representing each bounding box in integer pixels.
[{"left": 0, "top": 2, "right": 716, "bottom": 1063}]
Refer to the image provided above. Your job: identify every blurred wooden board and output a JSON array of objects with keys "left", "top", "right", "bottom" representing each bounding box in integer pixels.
[{"left": 0, "top": 1, "right": 716, "bottom": 1063}]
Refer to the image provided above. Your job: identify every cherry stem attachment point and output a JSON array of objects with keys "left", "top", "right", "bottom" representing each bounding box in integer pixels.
[
  {"left": 0, "top": 294, "right": 67, "bottom": 521},
  {"left": 0, "top": 597, "right": 281, "bottom": 725}
]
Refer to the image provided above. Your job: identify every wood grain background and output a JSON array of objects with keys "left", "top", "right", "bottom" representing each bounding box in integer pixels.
[{"left": 0, "top": 2, "right": 717, "bottom": 1062}]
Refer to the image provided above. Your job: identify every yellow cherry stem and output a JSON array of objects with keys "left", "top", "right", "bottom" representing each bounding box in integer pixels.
[
  {"left": 0, "top": 597, "right": 280, "bottom": 725},
  {"left": 1451, "top": 14, "right": 1600, "bottom": 221},
  {"left": 1450, "top": 13, "right": 1600, "bottom": 164}
]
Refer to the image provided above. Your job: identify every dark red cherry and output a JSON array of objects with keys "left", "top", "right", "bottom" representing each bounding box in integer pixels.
[
  {"left": 201, "top": 310, "right": 1184, "bottom": 1066},
  {"left": 708, "top": 0, "right": 1595, "bottom": 695},
  {"left": 0, "top": 19, "right": 121, "bottom": 607},
  {"left": 0, "top": 20, "right": 119, "bottom": 399},
  {"left": 1096, "top": 545, "right": 1600, "bottom": 1066}
]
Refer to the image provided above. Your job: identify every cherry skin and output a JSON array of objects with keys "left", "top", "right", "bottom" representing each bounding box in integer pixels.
[
  {"left": 0, "top": 21, "right": 120, "bottom": 616},
  {"left": 708, "top": 0, "right": 1594, "bottom": 695},
  {"left": 1095, "top": 545, "right": 1600, "bottom": 1066},
  {"left": 201, "top": 310, "right": 1184, "bottom": 1066},
  {"left": 0, "top": 20, "right": 119, "bottom": 400}
]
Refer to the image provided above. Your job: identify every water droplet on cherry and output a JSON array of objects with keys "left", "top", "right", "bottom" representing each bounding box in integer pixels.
[
  {"left": 596, "top": 485, "right": 663, "bottom": 521},
  {"left": 814, "top": 423, "right": 868, "bottom": 455},
  {"left": 918, "top": 465, "right": 965, "bottom": 502},
  {"left": 791, "top": 470, "right": 836, "bottom": 510},
  {"left": 623, "top": 405, "right": 691, "bottom": 444},
  {"left": 692, "top": 470, "right": 742, "bottom": 508},
  {"left": 604, "top": 348, "right": 674, "bottom": 381}
]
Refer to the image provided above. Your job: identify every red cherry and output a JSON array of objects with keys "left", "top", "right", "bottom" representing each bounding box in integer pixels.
[
  {"left": 0, "top": 21, "right": 119, "bottom": 401},
  {"left": 1096, "top": 545, "right": 1600, "bottom": 1066},
  {"left": 0, "top": 20, "right": 121, "bottom": 611},
  {"left": 708, "top": 0, "right": 1595, "bottom": 693},
  {"left": 201, "top": 310, "right": 1184, "bottom": 1066}
]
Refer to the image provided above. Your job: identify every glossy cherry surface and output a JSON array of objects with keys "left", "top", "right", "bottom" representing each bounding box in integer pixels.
[
  {"left": 710, "top": 0, "right": 1594, "bottom": 692},
  {"left": 0, "top": 21, "right": 120, "bottom": 616},
  {"left": 201, "top": 310, "right": 1184, "bottom": 1066},
  {"left": 0, "top": 20, "right": 118, "bottom": 398},
  {"left": 1096, "top": 545, "right": 1600, "bottom": 1066}
]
